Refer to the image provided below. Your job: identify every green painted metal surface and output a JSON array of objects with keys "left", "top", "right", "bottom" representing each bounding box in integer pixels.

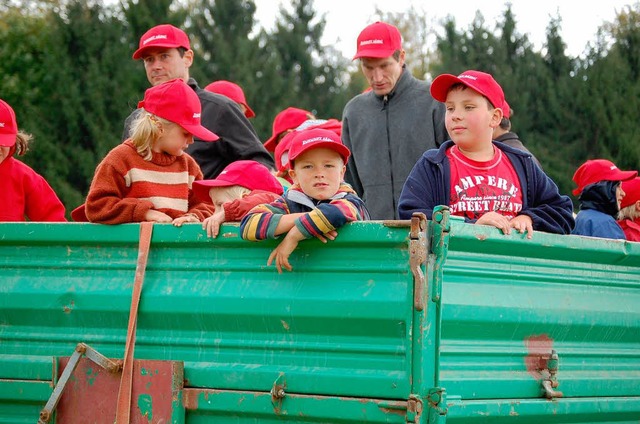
[
  {"left": 0, "top": 221, "right": 416, "bottom": 422},
  {"left": 1, "top": 214, "right": 639, "bottom": 423}
]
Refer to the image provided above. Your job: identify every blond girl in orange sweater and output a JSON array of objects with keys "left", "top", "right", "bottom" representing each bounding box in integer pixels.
[{"left": 84, "top": 79, "right": 216, "bottom": 225}]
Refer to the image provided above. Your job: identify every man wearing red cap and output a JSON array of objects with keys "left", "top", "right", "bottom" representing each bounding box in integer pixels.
[
  {"left": 617, "top": 177, "right": 640, "bottom": 241},
  {"left": 571, "top": 159, "right": 637, "bottom": 239},
  {"left": 341, "top": 21, "right": 448, "bottom": 219},
  {"left": 123, "top": 24, "right": 274, "bottom": 179}
]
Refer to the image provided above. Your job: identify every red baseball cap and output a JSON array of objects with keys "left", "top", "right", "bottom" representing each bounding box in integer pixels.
[
  {"left": 275, "top": 130, "right": 296, "bottom": 173},
  {"left": 431, "top": 70, "right": 506, "bottom": 111},
  {"left": 275, "top": 119, "right": 343, "bottom": 173},
  {"left": 138, "top": 79, "right": 219, "bottom": 141},
  {"left": 0, "top": 99, "right": 18, "bottom": 147},
  {"left": 133, "top": 24, "right": 190, "bottom": 59},
  {"left": 620, "top": 177, "right": 640, "bottom": 209},
  {"left": 192, "top": 160, "right": 283, "bottom": 202},
  {"left": 353, "top": 21, "right": 402, "bottom": 60},
  {"left": 572, "top": 159, "right": 637, "bottom": 196},
  {"left": 263, "top": 107, "right": 312, "bottom": 152},
  {"left": 288, "top": 128, "right": 350, "bottom": 167},
  {"left": 205, "top": 80, "right": 255, "bottom": 118},
  {"left": 502, "top": 99, "right": 511, "bottom": 119}
]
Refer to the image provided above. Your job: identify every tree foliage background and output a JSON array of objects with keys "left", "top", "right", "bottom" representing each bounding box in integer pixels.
[{"left": 1, "top": 0, "right": 639, "bottom": 216}]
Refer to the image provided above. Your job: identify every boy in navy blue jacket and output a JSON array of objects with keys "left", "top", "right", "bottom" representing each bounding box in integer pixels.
[{"left": 398, "top": 70, "right": 574, "bottom": 237}]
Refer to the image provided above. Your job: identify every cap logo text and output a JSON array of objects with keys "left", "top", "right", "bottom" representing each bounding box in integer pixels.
[
  {"left": 143, "top": 34, "right": 168, "bottom": 45},
  {"left": 193, "top": 113, "right": 201, "bottom": 119},
  {"left": 302, "top": 136, "right": 334, "bottom": 145},
  {"left": 0, "top": 123, "right": 5, "bottom": 128},
  {"left": 459, "top": 74, "right": 477, "bottom": 81},
  {"left": 360, "top": 39, "right": 384, "bottom": 46}
]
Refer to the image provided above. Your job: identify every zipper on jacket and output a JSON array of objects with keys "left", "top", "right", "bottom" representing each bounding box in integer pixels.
[{"left": 383, "top": 95, "right": 396, "bottom": 217}]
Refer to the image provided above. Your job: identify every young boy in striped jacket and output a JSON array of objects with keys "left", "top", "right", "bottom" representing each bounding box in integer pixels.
[{"left": 241, "top": 128, "right": 370, "bottom": 273}]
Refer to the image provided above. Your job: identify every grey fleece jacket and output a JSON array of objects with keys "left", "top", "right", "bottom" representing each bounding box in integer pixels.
[{"left": 341, "top": 67, "right": 448, "bottom": 219}]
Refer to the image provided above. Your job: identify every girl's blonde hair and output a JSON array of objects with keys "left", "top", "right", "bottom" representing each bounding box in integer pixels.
[
  {"left": 14, "top": 131, "right": 33, "bottom": 156},
  {"left": 211, "top": 185, "right": 251, "bottom": 201},
  {"left": 129, "top": 109, "right": 174, "bottom": 160},
  {"left": 619, "top": 204, "right": 640, "bottom": 221}
]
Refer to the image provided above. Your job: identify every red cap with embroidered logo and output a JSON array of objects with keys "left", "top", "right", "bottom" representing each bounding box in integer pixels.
[
  {"left": 138, "top": 79, "right": 219, "bottom": 141},
  {"left": 288, "top": 128, "right": 350, "bottom": 167},
  {"left": 431, "top": 70, "right": 506, "bottom": 111},
  {"left": 620, "top": 177, "right": 640, "bottom": 209},
  {"left": 263, "top": 107, "right": 312, "bottom": 152},
  {"left": 0, "top": 99, "right": 18, "bottom": 147},
  {"left": 205, "top": 80, "right": 255, "bottom": 118},
  {"left": 192, "top": 160, "right": 283, "bottom": 202},
  {"left": 353, "top": 21, "right": 402, "bottom": 60},
  {"left": 572, "top": 159, "right": 637, "bottom": 196},
  {"left": 133, "top": 24, "right": 190, "bottom": 59}
]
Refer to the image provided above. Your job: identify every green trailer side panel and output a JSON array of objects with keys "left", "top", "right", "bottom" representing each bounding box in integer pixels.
[
  {"left": 0, "top": 380, "right": 51, "bottom": 424},
  {"left": 431, "top": 215, "right": 640, "bottom": 403},
  {"left": 184, "top": 389, "right": 409, "bottom": 423},
  {"left": 0, "top": 222, "right": 414, "bottom": 403}
]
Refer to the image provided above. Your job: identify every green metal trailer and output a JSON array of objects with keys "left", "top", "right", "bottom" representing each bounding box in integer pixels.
[{"left": 1, "top": 208, "right": 639, "bottom": 423}]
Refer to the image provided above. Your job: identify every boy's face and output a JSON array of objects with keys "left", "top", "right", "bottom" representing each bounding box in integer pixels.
[
  {"left": 153, "top": 121, "right": 193, "bottom": 156},
  {"left": 141, "top": 47, "right": 193, "bottom": 86},
  {"left": 444, "top": 86, "right": 502, "bottom": 150},
  {"left": 289, "top": 148, "right": 346, "bottom": 200}
]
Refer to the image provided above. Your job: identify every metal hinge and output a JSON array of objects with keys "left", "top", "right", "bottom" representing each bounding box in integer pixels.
[
  {"left": 541, "top": 349, "right": 564, "bottom": 399},
  {"left": 38, "top": 343, "right": 122, "bottom": 424},
  {"left": 427, "top": 387, "right": 447, "bottom": 423}
]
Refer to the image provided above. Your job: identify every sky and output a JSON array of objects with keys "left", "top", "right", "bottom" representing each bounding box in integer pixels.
[{"left": 252, "top": 0, "right": 636, "bottom": 59}]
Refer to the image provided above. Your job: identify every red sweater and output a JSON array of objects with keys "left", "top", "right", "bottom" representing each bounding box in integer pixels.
[
  {"left": 223, "top": 190, "right": 281, "bottom": 221},
  {"left": 0, "top": 156, "right": 66, "bottom": 222},
  {"left": 86, "top": 141, "right": 213, "bottom": 224},
  {"left": 618, "top": 219, "right": 640, "bottom": 242}
]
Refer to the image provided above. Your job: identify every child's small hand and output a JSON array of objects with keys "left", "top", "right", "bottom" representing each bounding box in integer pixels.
[
  {"left": 145, "top": 209, "right": 172, "bottom": 223},
  {"left": 316, "top": 230, "right": 338, "bottom": 243},
  {"left": 172, "top": 213, "right": 200, "bottom": 227},
  {"left": 267, "top": 227, "right": 305, "bottom": 274},
  {"left": 475, "top": 211, "right": 512, "bottom": 235},
  {"left": 509, "top": 215, "right": 534, "bottom": 239},
  {"left": 202, "top": 209, "right": 225, "bottom": 238}
]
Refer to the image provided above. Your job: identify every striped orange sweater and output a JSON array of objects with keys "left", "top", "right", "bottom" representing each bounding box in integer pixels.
[{"left": 86, "top": 141, "right": 214, "bottom": 224}]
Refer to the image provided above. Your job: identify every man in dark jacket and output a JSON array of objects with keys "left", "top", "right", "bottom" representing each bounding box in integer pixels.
[
  {"left": 342, "top": 21, "right": 448, "bottom": 219},
  {"left": 122, "top": 24, "right": 274, "bottom": 179}
]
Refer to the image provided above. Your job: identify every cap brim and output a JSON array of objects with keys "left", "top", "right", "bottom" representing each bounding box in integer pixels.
[
  {"left": 353, "top": 48, "right": 396, "bottom": 60},
  {"left": 183, "top": 124, "right": 219, "bottom": 142},
  {"left": 289, "top": 142, "right": 350, "bottom": 167},
  {"left": 0, "top": 133, "right": 17, "bottom": 147},
  {"left": 617, "top": 169, "right": 638, "bottom": 181},
  {"left": 244, "top": 105, "right": 255, "bottom": 118},
  {"left": 263, "top": 135, "right": 278, "bottom": 152},
  {"left": 430, "top": 74, "right": 462, "bottom": 102},
  {"left": 192, "top": 179, "right": 234, "bottom": 203},
  {"left": 132, "top": 44, "right": 181, "bottom": 59}
]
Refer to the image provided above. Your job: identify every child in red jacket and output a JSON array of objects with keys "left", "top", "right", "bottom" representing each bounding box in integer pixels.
[
  {"left": 85, "top": 79, "right": 216, "bottom": 225},
  {"left": 0, "top": 99, "right": 66, "bottom": 222}
]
